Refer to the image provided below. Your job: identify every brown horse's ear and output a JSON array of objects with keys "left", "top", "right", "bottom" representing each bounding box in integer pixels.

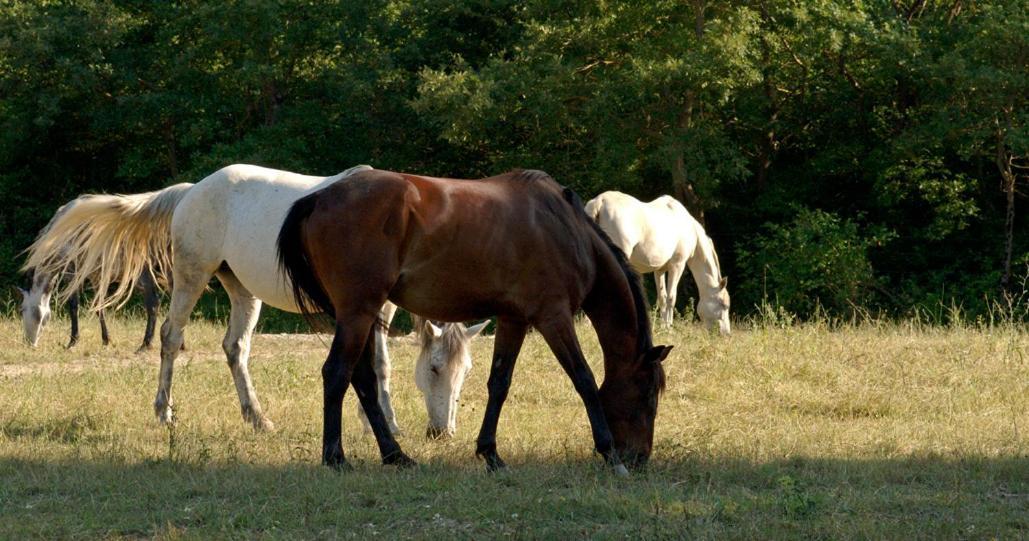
[
  {"left": 644, "top": 345, "right": 673, "bottom": 364},
  {"left": 719, "top": 277, "right": 728, "bottom": 290}
]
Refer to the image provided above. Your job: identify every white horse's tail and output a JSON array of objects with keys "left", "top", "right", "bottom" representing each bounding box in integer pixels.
[{"left": 22, "top": 183, "right": 194, "bottom": 311}]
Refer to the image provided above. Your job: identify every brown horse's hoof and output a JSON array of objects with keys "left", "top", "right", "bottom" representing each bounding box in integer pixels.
[
  {"left": 383, "top": 451, "right": 417, "bottom": 468},
  {"left": 325, "top": 459, "right": 353, "bottom": 472},
  {"left": 323, "top": 447, "right": 350, "bottom": 471},
  {"left": 483, "top": 454, "right": 507, "bottom": 472}
]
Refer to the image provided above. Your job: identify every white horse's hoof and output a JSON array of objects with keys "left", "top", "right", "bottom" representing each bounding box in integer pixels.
[
  {"left": 243, "top": 406, "right": 275, "bottom": 431},
  {"left": 155, "top": 405, "right": 174, "bottom": 425},
  {"left": 613, "top": 464, "right": 630, "bottom": 477}
]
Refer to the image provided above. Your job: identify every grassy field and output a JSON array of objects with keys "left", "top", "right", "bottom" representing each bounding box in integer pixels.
[{"left": 0, "top": 313, "right": 1026, "bottom": 539}]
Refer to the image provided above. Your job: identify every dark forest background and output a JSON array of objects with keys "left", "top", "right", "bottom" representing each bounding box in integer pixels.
[{"left": 1, "top": 0, "right": 1026, "bottom": 326}]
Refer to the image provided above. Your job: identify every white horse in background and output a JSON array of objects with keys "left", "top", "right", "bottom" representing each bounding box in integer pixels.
[
  {"left": 19, "top": 265, "right": 162, "bottom": 351},
  {"left": 585, "top": 191, "right": 731, "bottom": 334},
  {"left": 20, "top": 196, "right": 165, "bottom": 350},
  {"left": 23, "top": 164, "right": 478, "bottom": 438}
]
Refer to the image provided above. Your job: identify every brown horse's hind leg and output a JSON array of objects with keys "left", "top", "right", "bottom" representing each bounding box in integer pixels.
[
  {"left": 475, "top": 318, "right": 529, "bottom": 471},
  {"left": 322, "top": 313, "right": 410, "bottom": 469},
  {"left": 535, "top": 314, "right": 627, "bottom": 473},
  {"left": 350, "top": 325, "right": 414, "bottom": 467},
  {"left": 357, "top": 302, "right": 402, "bottom": 436}
]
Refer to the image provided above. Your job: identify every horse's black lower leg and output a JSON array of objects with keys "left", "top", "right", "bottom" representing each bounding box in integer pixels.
[
  {"left": 138, "top": 272, "right": 159, "bottom": 353},
  {"left": 475, "top": 319, "right": 528, "bottom": 471},
  {"left": 322, "top": 328, "right": 352, "bottom": 469},
  {"left": 66, "top": 292, "right": 80, "bottom": 348},
  {"left": 99, "top": 309, "right": 110, "bottom": 346},
  {"left": 321, "top": 317, "right": 379, "bottom": 469},
  {"left": 537, "top": 316, "right": 622, "bottom": 470},
  {"left": 351, "top": 329, "right": 414, "bottom": 467}
]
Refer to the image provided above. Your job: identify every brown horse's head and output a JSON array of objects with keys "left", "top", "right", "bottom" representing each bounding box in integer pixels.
[
  {"left": 574, "top": 187, "right": 674, "bottom": 470},
  {"left": 599, "top": 345, "right": 672, "bottom": 468}
]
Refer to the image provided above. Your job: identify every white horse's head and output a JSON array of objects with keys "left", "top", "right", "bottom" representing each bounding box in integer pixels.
[
  {"left": 697, "top": 277, "right": 731, "bottom": 336},
  {"left": 415, "top": 319, "right": 488, "bottom": 439},
  {"left": 18, "top": 276, "right": 53, "bottom": 347}
]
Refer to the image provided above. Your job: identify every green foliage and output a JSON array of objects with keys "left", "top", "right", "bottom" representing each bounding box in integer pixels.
[
  {"left": 877, "top": 156, "right": 978, "bottom": 241},
  {"left": 737, "top": 208, "right": 894, "bottom": 316},
  {"left": 0, "top": 0, "right": 1026, "bottom": 321}
]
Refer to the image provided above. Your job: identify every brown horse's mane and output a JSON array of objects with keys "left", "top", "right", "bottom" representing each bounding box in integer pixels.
[
  {"left": 559, "top": 189, "right": 653, "bottom": 349},
  {"left": 508, "top": 170, "right": 657, "bottom": 355},
  {"left": 558, "top": 183, "right": 666, "bottom": 393}
]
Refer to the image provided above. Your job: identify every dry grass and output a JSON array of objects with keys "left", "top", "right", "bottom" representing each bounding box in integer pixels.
[{"left": 0, "top": 314, "right": 1026, "bottom": 539}]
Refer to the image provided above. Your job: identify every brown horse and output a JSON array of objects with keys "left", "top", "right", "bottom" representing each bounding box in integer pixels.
[{"left": 277, "top": 169, "right": 672, "bottom": 473}]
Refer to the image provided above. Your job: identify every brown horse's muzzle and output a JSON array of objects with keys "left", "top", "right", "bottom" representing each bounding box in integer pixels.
[{"left": 618, "top": 444, "right": 651, "bottom": 470}]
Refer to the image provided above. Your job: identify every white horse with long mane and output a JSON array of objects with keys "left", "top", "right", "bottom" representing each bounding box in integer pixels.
[
  {"left": 23, "top": 164, "right": 478, "bottom": 437},
  {"left": 585, "top": 191, "right": 731, "bottom": 334}
]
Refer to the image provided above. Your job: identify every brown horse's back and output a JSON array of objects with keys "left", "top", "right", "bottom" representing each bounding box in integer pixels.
[{"left": 304, "top": 169, "right": 597, "bottom": 323}]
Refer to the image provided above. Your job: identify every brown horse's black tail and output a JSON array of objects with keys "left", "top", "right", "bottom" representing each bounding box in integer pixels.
[{"left": 277, "top": 190, "right": 336, "bottom": 325}]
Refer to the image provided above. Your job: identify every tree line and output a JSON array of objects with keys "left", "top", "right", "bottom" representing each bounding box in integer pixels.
[{"left": 1, "top": 0, "right": 1026, "bottom": 321}]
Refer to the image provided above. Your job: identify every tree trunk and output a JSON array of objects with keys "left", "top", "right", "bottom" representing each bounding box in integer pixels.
[
  {"left": 672, "top": 152, "right": 705, "bottom": 226},
  {"left": 163, "top": 121, "right": 178, "bottom": 178},
  {"left": 997, "top": 128, "right": 1016, "bottom": 291},
  {"left": 692, "top": 0, "right": 705, "bottom": 38},
  {"left": 757, "top": 7, "right": 778, "bottom": 193},
  {"left": 672, "top": 3, "right": 707, "bottom": 224}
]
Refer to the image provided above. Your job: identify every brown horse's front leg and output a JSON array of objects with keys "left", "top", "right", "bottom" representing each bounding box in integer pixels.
[
  {"left": 536, "top": 315, "right": 628, "bottom": 476},
  {"left": 475, "top": 319, "right": 529, "bottom": 471}
]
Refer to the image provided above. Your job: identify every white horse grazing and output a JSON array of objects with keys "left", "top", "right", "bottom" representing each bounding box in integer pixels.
[
  {"left": 19, "top": 266, "right": 162, "bottom": 351},
  {"left": 415, "top": 319, "right": 488, "bottom": 438},
  {"left": 585, "top": 191, "right": 731, "bottom": 334},
  {"left": 19, "top": 195, "right": 166, "bottom": 351},
  {"left": 22, "top": 164, "right": 472, "bottom": 434},
  {"left": 20, "top": 196, "right": 168, "bottom": 350}
]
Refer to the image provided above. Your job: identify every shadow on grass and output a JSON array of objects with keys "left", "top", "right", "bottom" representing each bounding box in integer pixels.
[{"left": 0, "top": 453, "right": 1025, "bottom": 539}]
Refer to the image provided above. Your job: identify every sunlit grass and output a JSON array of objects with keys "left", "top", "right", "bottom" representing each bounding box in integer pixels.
[{"left": 0, "top": 314, "right": 1026, "bottom": 538}]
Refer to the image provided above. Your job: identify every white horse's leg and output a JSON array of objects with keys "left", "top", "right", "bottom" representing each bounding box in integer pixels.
[
  {"left": 358, "top": 301, "right": 401, "bottom": 435},
  {"left": 216, "top": 269, "right": 273, "bottom": 431},
  {"left": 665, "top": 259, "right": 687, "bottom": 327},
  {"left": 654, "top": 271, "right": 669, "bottom": 327},
  {"left": 154, "top": 267, "right": 210, "bottom": 425}
]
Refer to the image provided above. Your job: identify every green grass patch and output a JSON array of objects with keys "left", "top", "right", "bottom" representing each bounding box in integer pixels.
[{"left": 0, "top": 315, "right": 1026, "bottom": 538}]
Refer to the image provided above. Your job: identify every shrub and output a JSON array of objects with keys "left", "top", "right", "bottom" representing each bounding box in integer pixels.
[{"left": 737, "top": 208, "right": 893, "bottom": 317}]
